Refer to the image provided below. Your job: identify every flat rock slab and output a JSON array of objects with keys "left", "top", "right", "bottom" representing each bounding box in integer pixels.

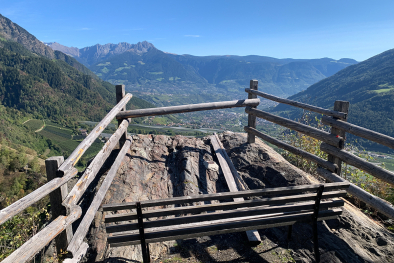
[{"left": 84, "top": 132, "right": 394, "bottom": 263}]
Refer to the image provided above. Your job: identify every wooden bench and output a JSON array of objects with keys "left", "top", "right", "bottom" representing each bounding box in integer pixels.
[{"left": 102, "top": 182, "right": 349, "bottom": 263}]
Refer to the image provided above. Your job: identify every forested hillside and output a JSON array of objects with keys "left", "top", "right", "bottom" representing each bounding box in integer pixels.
[{"left": 273, "top": 48, "right": 394, "bottom": 151}]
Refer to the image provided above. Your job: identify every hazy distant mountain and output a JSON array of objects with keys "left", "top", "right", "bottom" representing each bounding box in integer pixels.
[
  {"left": 47, "top": 41, "right": 358, "bottom": 105},
  {"left": 47, "top": 41, "right": 155, "bottom": 67},
  {"left": 273, "top": 48, "right": 394, "bottom": 151}
]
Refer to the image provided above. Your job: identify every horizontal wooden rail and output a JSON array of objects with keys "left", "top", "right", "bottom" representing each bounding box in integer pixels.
[
  {"left": 245, "top": 88, "right": 347, "bottom": 119},
  {"left": 67, "top": 136, "right": 133, "bottom": 256},
  {"left": 108, "top": 209, "right": 342, "bottom": 246},
  {"left": 2, "top": 206, "right": 81, "bottom": 263},
  {"left": 116, "top": 98, "right": 260, "bottom": 119},
  {"left": 102, "top": 182, "right": 349, "bottom": 211},
  {"left": 0, "top": 167, "right": 78, "bottom": 225},
  {"left": 245, "top": 107, "right": 343, "bottom": 148},
  {"left": 105, "top": 190, "right": 347, "bottom": 222},
  {"left": 244, "top": 126, "right": 338, "bottom": 172},
  {"left": 317, "top": 168, "right": 394, "bottom": 219},
  {"left": 63, "top": 119, "right": 130, "bottom": 208},
  {"left": 322, "top": 116, "right": 394, "bottom": 150},
  {"left": 58, "top": 93, "right": 132, "bottom": 174},
  {"left": 320, "top": 143, "right": 394, "bottom": 185},
  {"left": 106, "top": 200, "right": 344, "bottom": 233}
]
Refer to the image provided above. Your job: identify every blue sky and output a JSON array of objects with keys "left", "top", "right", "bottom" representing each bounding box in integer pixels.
[{"left": 1, "top": 0, "right": 394, "bottom": 61}]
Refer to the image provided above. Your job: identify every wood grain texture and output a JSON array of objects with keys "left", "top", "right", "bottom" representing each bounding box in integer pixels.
[
  {"left": 320, "top": 142, "right": 394, "bottom": 185},
  {"left": 0, "top": 167, "right": 78, "bottom": 225},
  {"left": 108, "top": 209, "right": 342, "bottom": 246},
  {"left": 247, "top": 80, "right": 258, "bottom": 143},
  {"left": 106, "top": 200, "right": 344, "bottom": 233},
  {"left": 327, "top": 101, "right": 350, "bottom": 176},
  {"left": 322, "top": 115, "right": 394, "bottom": 150},
  {"left": 244, "top": 126, "right": 338, "bottom": 172},
  {"left": 67, "top": 136, "right": 133, "bottom": 256},
  {"left": 116, "top": 85, "right": 127, "bottom": 148},
  {"left": 210, "top": 134, "right": 261, "bottom": 244},
  {"left": 105, "top": 190, "right": 347, "bottom": 222},
  {"left": 2, "top": 206, "right": 81, "bottom": 263},
  {"left": 102, "top": 182, "right": 349, "bottom": 211},
  {"left": 245, "top": 88, "right": 347, "bottom": 119},
  {"left": 116, "top": 98, "right": 260, "bottom": 119},
  {"left": 46, "top": 156, "right": 73, "bottom": 254},
  {"left": 317, "top": 168, "right": 394, "bottom": 219},
  {"left": 245, "top": 107, "right": 343, "bottom": 148},
  {"left": 58, "top": 93, "right": 132, "bottom": 174},
  {"left": 63, "top": 119, "right": 130, "bottom": 208}
]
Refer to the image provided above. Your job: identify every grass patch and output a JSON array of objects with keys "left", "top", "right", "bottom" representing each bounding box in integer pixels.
[
  {"left": 24, "top": 119, "right": 44, "bottom": 131},
  {"left": 374, "top": 88, "right": 394, "bottom": 94},
  {"left": 138, "top": 61, "right": 145, "bottom": 65},
  {"left": 101, "top": 67, "right": 109, "bottom": 73},
  {"left": 149, "top": 72, "right": 163, "bottom": 75},
  {"left": 97, "top": 62, "right": 111, "bottom": 66}
]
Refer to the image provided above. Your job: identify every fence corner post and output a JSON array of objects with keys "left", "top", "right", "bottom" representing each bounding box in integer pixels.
[
  {"left": 247, "top": 80, "right": 258, "bottom": 143},
  {"left": 116, "top": 84, "right": 127, "bottom": 148},
  {"left": 327, "top": 101, "right": 350, "bottom": 176},
  {"left": 46, "top": 156, "right": 73, "bottom": 255}
]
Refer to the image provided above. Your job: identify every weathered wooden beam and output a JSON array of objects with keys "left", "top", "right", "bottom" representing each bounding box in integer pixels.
[
  {"left": 326, "top": 101, "right": 350, "bottom": 176},
  {"left": 63, "top": 119, "right": 130, "bottom": 208},
  {"left": 244, "top": 126, "right": 338, "bottom": 172},
  {"left": 320, "top": 142, "right": 394, "bottom": 185},
  {"left": 0, "top": 167, "right": 78, "bottom": 225},
  {"left": 322, "top": 116, "right": 394, "bottom": 150},
  {"left": 107, "top": 209, "right": 342, "bottom": 246},
  {"left": 102, "top": 182, "right": 349, "bottom": 211},
  {"left": 317, "top": 168, "right": 394, "bottom": 219},
  {"left": 213, "top": 133, "right": 248, "bottom": 190},
  {"left": 46, "top": 156, "right": 73, "bottom": 255},
  {"left": 58, "top": 93, "right": 132, "bottom": 174},
  {"left": 67, "top": 136, "right": 133, "bottom": 256},
  {"left": 63, "top": 242, "right": 89, "bottom": 263},
  {"left": 105, "top": 190, "right": 347, "bottom": 222},
  {"left": 210, "top": 134, "right": 261, "bottom": 244},
  {"left": 245, "top": 89, "right": 347, "bottom": 119},
  {"left": 2, "top": 206, "right": 81, "bottom": 263},
  {"left": 245, "top": 107, "right": 344, "bottom": 148},
  {"left": 116, "top": 85, "right": 127, "bottom": 148},
  {"left": 106, "top": 200, "right": 344, "bottom": 233},
  {"left": 247, "top": 80, "right": 258, "bottom": 143},
  {"left": 115, "top": 98, "right": 260, "bottom": 119}
]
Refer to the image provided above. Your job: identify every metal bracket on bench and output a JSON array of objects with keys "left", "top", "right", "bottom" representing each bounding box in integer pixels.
[
  {"left": 312, "top": 185, "right": 324, "bottom": 263},
  {"left": 136, "top": 202, "right": 150, "bottom": 263}
]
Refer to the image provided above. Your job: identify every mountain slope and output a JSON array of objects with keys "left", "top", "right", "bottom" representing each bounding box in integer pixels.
[
  {"left": 0, "top": 14, "right": 55, "bottom": 59},
  {"left": 273, "top": 48, "right": 394, "bottom": 151}
]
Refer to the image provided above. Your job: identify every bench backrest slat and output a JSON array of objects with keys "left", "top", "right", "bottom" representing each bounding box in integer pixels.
[
  {"left": 106, "top": 199, "right": 344, "bottom": 233},
  {"left": 102, "top": 182, "right": 349, "bottom": 211},
  {"left": 105, "top": 190, "right": 347, "bottom": 223},
  {"left": 107, "top": 208, "right": 343, "bottom": 246}
]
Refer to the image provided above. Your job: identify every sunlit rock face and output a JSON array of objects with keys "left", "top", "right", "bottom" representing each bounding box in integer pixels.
[{"left": 86, "top": 132, "right": 394, "bottom": 263}]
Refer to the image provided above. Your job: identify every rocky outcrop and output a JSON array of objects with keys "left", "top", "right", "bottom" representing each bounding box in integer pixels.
[
  {"left": 0, "top": 14, "right": 55, "bottom": 58},
  {"left": 85, "top": 132, "right": 394, "bottom": 263}
]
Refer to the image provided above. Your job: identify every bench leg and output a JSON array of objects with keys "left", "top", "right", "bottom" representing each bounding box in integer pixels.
[
  {"left": 313, "top": 221, "right": 320, "bottom": 263},
  {"left": 287, "top": 225, "right": 293, "bottom": 242},
  {"left": 137, "top": 202, "right": 150, "bottom": 263}
]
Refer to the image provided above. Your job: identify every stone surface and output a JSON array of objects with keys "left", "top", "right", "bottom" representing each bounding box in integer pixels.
[{"left": 82, "top": 132, "right": 394, "bottom": 263}]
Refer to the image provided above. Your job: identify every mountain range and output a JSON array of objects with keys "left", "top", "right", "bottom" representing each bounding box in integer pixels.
[{"left": 46, "top": 41, "right": 358, "bottom": 106}]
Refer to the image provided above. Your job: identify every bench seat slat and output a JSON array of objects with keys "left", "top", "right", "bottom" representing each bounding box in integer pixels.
[
  {"left": 106, "top": 199, "right": 344, "bottom": 233},
  {"left": 102, "top": 182, "right": 349, "bottom": 211},
  {"left": 105, "top": 190, "right": 347, "bottom": 223},
  {"left": 108, "top": 208, "right": 342, "bottom": 246}
]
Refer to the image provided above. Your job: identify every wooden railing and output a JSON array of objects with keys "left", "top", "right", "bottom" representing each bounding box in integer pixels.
[
  {"left": 0, "top": 85, "right": 261, "bottom": 262},
  {"left": 1, "top": 79, "right": 394, "bottom": 262},
  {"left": 244, "top": 80, "right": 394, "bottom": 219}
]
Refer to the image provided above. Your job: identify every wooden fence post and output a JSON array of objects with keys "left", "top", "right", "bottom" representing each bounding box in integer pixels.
[
  {"left": 116, "top": 85, "right": 127, "bottom": 148},
  {"left": 327, "top": 101, "right": 349, "bottom": 176},
  {"left": 46, "top": 156, "right": 73, "bottom": 255},
  {"left": 247, "top": 80, "right": 258, "bottom": 143}
]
